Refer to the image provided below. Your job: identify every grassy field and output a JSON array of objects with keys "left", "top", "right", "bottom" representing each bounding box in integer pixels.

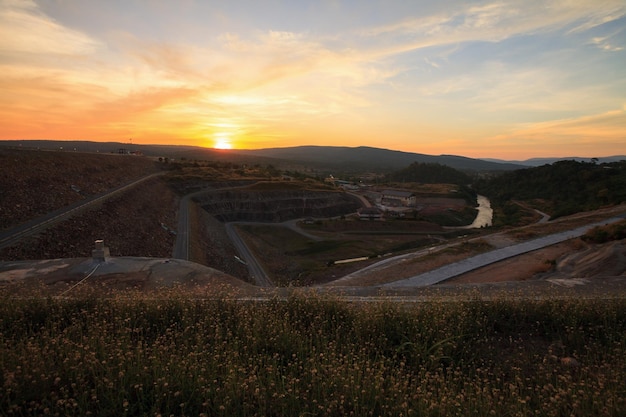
[
  {"left": 1, "top": 292, "right": 625, "bottom": 416},
  {"left": 236, "top": 222, "right": 450, "bottom": 286},
  {"left": 235, "top": 214, "right": 477, "bottom": 286}
]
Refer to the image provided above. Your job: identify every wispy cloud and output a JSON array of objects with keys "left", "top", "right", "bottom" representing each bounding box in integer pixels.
[
  {"left": 515, "top": 108, "right": 625, "bottom": 137},
  {"left": 489, "top": 108, "right": 626, "bottom": 153},
  {"left": 588, "top": 35, "right": 624, "bottom": 51},
  {"left": 565, "top": 2, "right": 626, "bottom": 33},
  {"left": 356, "top": 1, "right": 626, "bottom": 58},
  {"left": 0, "top": 0, "right": 100, "bottom": 55},
  {"left": 0, "top": 0, "right": 624, "bottom": 157}
]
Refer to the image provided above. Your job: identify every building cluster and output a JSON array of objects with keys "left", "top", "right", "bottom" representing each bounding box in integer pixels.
[
  {"left": 326, "top": 176, "right": 419, "bottom": 221},
  {"left": 356, "top": 189, "right": 419, "bottom": 220},
  {"left": 115, "top": 148, "right": 143, "bottom": 156}
]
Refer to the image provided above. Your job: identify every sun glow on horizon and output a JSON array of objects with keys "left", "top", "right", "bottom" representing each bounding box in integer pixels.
[
  {"left": 0, "top": 1, "right": 624, "bottom": 159},
  {"left": 213, "top": 132, "right": 234, "bottom": 149},
  {"left": 214, "top": 139, "right": 233, "bottom": 149}
]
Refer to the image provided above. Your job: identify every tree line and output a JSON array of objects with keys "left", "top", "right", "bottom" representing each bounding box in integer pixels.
[
  {"left": 386, "top": 162, "right": 472, "bottom": 185},
  {"left": 474, "top": 160, "right": 626, "bottom": 218}
]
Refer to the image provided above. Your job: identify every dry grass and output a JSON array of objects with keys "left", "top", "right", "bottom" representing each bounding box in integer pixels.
[{"left": 1, "top": 292, "right": 625, "bottom": 416}]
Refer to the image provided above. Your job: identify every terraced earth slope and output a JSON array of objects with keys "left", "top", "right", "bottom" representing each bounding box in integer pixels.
[{"left": 195, "top": 188, "right": 361, "bottom": 222}]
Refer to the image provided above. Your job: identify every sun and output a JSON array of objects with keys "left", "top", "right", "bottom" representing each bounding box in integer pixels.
[
  {"left": 214, "top": 139, "right": 232, "bottom": 149},
  {"left": 213, "top": 133, "right": 233, "bottom": 149}
]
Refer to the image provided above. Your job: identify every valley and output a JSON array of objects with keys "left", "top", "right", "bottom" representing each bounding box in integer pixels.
[{"left": 0, "top": 144, "right": 625, "bottom": 296}]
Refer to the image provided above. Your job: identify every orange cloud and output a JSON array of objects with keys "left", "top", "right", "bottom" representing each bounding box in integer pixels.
[
  {"left": 1, "top": 0, "right": 624, "bottom": 159},
  {"left": 485, "top": 108, "right": 626, "bottom": 158}
]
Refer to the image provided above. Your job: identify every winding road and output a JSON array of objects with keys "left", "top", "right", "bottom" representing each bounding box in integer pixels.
[
  {"left": 225, "top": 223, "right": 273, "bottom": 287},
  {"left": 381, "top": 214, "right": 626, "bottom": 288},
  {"left": 173, "top": 186, "right": 626, "bottom": 290},
  {"left": 172, "top": 187, "right": 274, "bottom": 287}
]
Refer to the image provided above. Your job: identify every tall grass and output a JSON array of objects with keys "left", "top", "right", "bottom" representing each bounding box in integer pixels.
[{"left": 1, "top": 293, "right": 625, "bottom": 416}]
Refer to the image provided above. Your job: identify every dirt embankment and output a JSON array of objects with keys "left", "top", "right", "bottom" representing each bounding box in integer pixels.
[
  {"left": 446, "top": 208, "right": 626, "bottom": 285},
  {"left": 328, "top": 207, "right": 626, "bottom": 287},
  {"left": 0, "top": 148, "right": 159, "bottom": 230},
  {"left": 446, "top": 239, "right": 626, "bottom": 285},
  {"left": 188, "top": 202, "right": 250, "bottom": 282},
  {"left": 0, "top": 178, "right": 178, "bottom": 261}
]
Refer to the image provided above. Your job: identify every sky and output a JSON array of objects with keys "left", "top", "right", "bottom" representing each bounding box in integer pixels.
[{"left": 1, "top": 0, "right": 624, "bottom": 160}]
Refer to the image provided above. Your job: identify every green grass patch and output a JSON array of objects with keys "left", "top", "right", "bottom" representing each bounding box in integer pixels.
[
  {"left": 440, "top": 239, "right": 493, "bottom": 255},
  {"left": 238, "top": 224, "right": 307, "bottom": 250},
  {"left": 238, "top": 225, "right": 362, "bottom": 258},
  {"left": 583, "top": 219, "right": 626, "bottom": 243}
]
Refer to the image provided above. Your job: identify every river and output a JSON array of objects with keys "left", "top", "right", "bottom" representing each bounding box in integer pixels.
[{"left": 463, "top": 195, "right": 493, "bottom": 229}]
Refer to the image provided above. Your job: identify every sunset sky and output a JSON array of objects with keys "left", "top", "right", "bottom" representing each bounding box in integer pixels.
[{"left": 1, "top": 0, "right": 624, "bottom": 159}]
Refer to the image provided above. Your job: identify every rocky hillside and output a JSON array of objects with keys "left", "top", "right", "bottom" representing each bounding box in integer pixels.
[
  {"left": 0, "top": 148, "right": 158, "bottom": 230},
  {"left": 0, "top": 148, "right": 177, "bottom": 262},
  {"left": 0, "top": 178, "right": 178, "bottom": 261},
  {"left": 195, "top": 188, "right": 362, "bottom": 222}
]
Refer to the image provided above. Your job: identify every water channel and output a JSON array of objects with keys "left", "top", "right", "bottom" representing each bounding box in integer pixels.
[{"left": 463, "top": 195, "right": 493, "bottom": 229}]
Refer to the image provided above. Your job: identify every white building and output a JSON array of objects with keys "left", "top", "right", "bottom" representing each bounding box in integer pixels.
[{"left": 381, "top": 189, "right": 416, "bottom": 207}]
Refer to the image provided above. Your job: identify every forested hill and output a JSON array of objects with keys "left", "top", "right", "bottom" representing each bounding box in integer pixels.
[
  {"left": 386, "top": 162, "right": 471, "bottom": 185},
  {"left": 234, "top": 146, "right": 525, "bottom": 173},
  {"left": 474, "top": 160, "right": 626, "bottom": 217}
]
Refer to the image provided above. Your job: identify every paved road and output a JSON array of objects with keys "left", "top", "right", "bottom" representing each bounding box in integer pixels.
[
  {"left": 0, "top": 173, "right": 162, "bottom": 250},
  {"left": 171, "top": 186, "right": 273, "bottom": 286},
  {"left": 347, "top": 191, "right": 371, "bottom": 208},
  {"left": 225, "top": 223, "right": 273, "bottom": 287},
  {"left": 382, "top": 214, "right": 626, "bottom": 288}
]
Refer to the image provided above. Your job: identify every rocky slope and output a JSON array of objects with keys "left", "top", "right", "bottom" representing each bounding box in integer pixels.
[
  {"left": 0, "top": 178, "right": 178, "bottom": 261},
  {"left": 195, "top": 189, "right": 362, "bottom": 222},
  {"left": 0, "top": 148, "right": 158, "bottom": 230}
]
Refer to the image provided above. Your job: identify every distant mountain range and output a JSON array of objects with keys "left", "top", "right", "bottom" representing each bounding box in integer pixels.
[
  {"left": 2, "top": 140, "right": 623, "bottom": 174},
  {"left": 483, "top": 156, "right": 626, "bottom": 167}
]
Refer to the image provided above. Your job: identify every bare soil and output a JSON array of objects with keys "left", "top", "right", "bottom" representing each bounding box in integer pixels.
[
  {"left": 446, "top": 241, "right": 581, "bottom": 284},
  {"left": 0, "top": 257, "right": 257, "bottom": 297},
  {"left": 446, "top": 207, "right": 626, "bottom": 285}
]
